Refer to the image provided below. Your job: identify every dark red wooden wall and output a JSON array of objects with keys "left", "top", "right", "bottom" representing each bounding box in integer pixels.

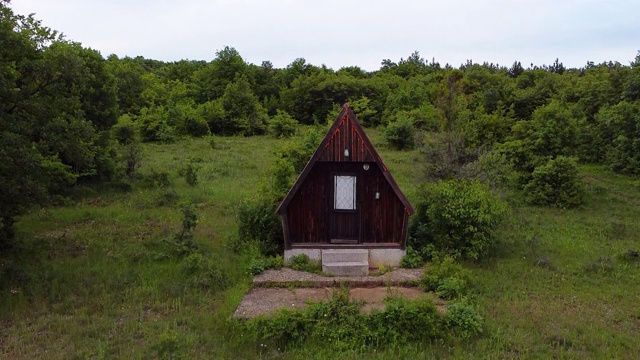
[
  {"left": 278, "top": 105, "right": 412, "bottom": 249},
  {"left": 285, "top": 162, "right": 408, "bottom": 247},
  {"left": 318, "top": 111, "right": 378, "bottom": 163}
]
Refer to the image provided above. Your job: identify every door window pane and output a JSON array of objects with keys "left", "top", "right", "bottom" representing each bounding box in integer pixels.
[{"left": 334, "top": 175, "right": 356, "bottom": 210}]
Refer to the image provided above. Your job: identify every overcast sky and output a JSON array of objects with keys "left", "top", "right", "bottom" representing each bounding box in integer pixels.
[{"left": 10, "top": 0, "right": 640, "bottom": 71}]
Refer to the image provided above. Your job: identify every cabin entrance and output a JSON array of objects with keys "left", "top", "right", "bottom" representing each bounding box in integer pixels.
[{"left": 329, "top": 173, "right": 360, "bottom": 244}]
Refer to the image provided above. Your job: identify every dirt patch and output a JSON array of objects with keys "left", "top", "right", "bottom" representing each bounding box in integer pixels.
[{"left": 233, "top": 286, "right": 444, "bottom": 318}]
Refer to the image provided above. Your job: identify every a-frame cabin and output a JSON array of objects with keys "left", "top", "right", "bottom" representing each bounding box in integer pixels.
[{"left": 277, "top": 104, "right": 414, "bottom": 268}]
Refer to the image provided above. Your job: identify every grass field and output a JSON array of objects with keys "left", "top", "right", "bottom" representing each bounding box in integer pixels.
[{"left": 1, "top": 129, "right": 639, "bottom": 359}]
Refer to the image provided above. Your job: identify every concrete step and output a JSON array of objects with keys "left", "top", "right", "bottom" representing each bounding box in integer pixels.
[
  {"left": 322, "top": 261, "right": 369, "bottom": 277},
  {"left": 322, "top": 249, "right": 369, "bottom": 264}
]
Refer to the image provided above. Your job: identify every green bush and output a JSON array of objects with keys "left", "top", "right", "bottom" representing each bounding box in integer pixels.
[
  {"left": 156, "top": 189, "right": 180, "bottom": 207},
  {"left": 207, "top": 135, "right": 216, "bottom": 149},
  {"left": 155, "top": 204, "right": 200, "bottom": 259},
  {"left": 410, "top": 180, "right": 508, "bottom": 259},
  {"left": 269, "top": 158, "right": 295, "bottom": 200},
  {"left": 384, "top": 118, "right": 415, "bottom": 150},
  {"left": 436, "top": 277, "right": 467, "bottom": 299},
  {"left": 182, "top": 115, "right": 210, "bottom": 137},
  {"left": 400, "top": 246, "right": 423, "bottom": 269},
  {"left": 269, "top": 110, "right": 298, "bottom": 138},
  {"left": 112, "top": 114, "right": 139, "bottom": 145},
  {"left": 445, "top": 301, "right": 484, "bottom": 338},
  {"left": 276, "top": 127, "right": 324, "bottom": 172},
  {"left": 112, "top": 114, "right": 143, "bottom": 179},
  {"left": 368, "top": 296, "right": 443, "bottom": 345},
  {"left": 249, "top": 255, "right": 284, "bottom": 275},
  {"left": 181, "top": 252, "right": 230, "bottom": 292},
  {"left": 138, "top": 106, "right": 176, "bottom": 143},
  {"left": 178, "top": 157, "right": 203, "bottom": 186},
  {"left": 199, "top": 99, "right": 234, "bottom": 135},
  {"left": 139, "top": 169, "right": 172, "bottom": 188},
  {"left": 249, "top": 289, "right": 444, "bottom": 351},
  {"left": 237, "top": 196, "right": 283, "bottom": 257},
  {"left": 288, "top": 254, "right": 320, "bottom": 273},
  {"left": 421, "top": 256, "right": 471, "bottom": 300},
  {"left": 524, "top": 156, "right": 584, "bottom": 208}
]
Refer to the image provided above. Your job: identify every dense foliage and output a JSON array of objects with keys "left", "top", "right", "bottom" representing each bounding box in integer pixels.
[
  {"left": 524, "top": 156, "right": 585, "bottom": 208},
  {"left": 1, "top": 3, "right": 120, "bottom": 248},
  {"left": 249, "top": 288, "right": 483, "bottom": 351},
  {"left": 409, "top": 180, "right": 509, "bottom": 260}
]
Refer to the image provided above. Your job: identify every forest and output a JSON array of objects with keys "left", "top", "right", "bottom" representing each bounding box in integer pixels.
[{"left": 2, "top": 1, "right": 640, "bottom": 358}]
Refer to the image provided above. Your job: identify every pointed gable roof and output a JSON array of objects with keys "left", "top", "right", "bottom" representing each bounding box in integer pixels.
[{"left": 277, "top": 103, "right": 414, "bottom": 215}]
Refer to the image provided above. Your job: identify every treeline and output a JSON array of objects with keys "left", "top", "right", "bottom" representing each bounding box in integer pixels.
[
  {"left": 106, "top": 46, "right": 640, "bottom": 178},
  {"left": 1, "top": 1, "right": 640, "bottom": 247}
]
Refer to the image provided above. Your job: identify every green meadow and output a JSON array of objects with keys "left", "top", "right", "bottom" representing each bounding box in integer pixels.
[{"left": 1, "top": 129, "right": 639, "bottom": 359}]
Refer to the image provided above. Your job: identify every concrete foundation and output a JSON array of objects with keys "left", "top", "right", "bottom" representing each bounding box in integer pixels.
[
  {"left": 368, "top": 248, "right": 406, "bottom": 268},
  {"left": 284, "top": 248, "right": 406, "bottom": 271},
  {"left": 284, "top": 248, "right": 322, "bottom": 262}
]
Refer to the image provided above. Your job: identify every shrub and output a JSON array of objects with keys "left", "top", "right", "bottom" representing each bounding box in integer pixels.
[
  {"left": 112, "top": 114, "right": 139, "bottom": 145},
  {"left": 156, "top": 204, "right": 200, "bottom": 259},
  {"left": 421, "top": 256, "right": 471, "bottom": 300},
  {"left": 269, "top": 110, "right": 298, "bottom": 138},
  {"left": 237, "top": 196, "right": 283, "bottom": 256},
  {"left": 249, "top": 255, "right": 284, "bottom": 275},
  {"left": 178, "top": 157, "right": 203, "bottom": 186},
  {"left": 367, "top": 296, "right": 443, "bottom": 345},
  {"left": 524, "top": 156, "right": 584, "bottom": 208},
  {"left": 421, "top": 131, "right": 485, "bottom": 182},
  {"left": 436, "top": 277, "right": 467, "bottom": 299},
  {"left": 181, "top": 252, "right": 230, "bottom": 292},
  {"left": 112, "top": 114, "right": 143, "bottom": 179},
  {"left": 138, "top": 106, "right": 175, "bottom": 143},
  {"left": 199, "top": 99, "right": 233, "bottom": 135},
  {"left": 384, "top": 118, "right": 415, "bottom": 150},
  {"left": 156, "top": 189, "right": 180, "bottom": 206},
  {"left": 249, "top": 290, "right": 445, "bottom": 351},
  {"left": 288, "top": 254, "right": 320, "bottom": 273},
  {"left": 182, "top": 115, "right": 210, "bottom": 137},
  {"left": 276, "top": 127, "right": 323, "bottom": 172},
  {"left": 139, "top": 169, "right": 172, "bottom": 188},
  {"left": 207, "top": 135, "right": 216, "bottom": 149},
  {"left": 410, "top": 180, "right": 508, "bottom": 259},
  {"left": 400, "top": 246, "right": 423, "bottom": 269},
  {"left": 269, "top": 158, "right": 295, "bottom": 200},
  {"left": 445, "top": 301, "right": 484, "bottom": 338}
]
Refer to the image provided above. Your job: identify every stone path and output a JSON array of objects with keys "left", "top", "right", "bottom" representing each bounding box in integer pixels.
[
  {"left": 252, "top": 267, "right": 424, "bottom": 287},
  {"left": 234, "top": 268, "right": 445, "bottom": 318}
]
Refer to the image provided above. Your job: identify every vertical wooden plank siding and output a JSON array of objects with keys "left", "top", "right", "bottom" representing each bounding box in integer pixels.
[
  {"left": 286, "top": 162, "right": 406, "bottom": 245},
  {"left": 278, "top": 104, "right": 413, "bottom": 249},
  {"left": 319, "top": 112, "right": 376, "bottom": 162}
]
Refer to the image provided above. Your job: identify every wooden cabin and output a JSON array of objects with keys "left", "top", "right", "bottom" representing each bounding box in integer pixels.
[{"left": 276, "top": 104, "right": 414, "bottom": 269}]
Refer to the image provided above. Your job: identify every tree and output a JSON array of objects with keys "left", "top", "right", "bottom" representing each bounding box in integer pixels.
[
  {"left": 524, "top": 156, "right": 584, "bottom": 208},
  {"left": 190, "top": 46, "right": 248, "bottom": 103},
  {"left": 597, "top": 101, "right": 640, "bottom": 174},
  {"left": 508, "top": 61, "right": 524, "bottom": 78},
  {"left": 1, "top": 2, "right": 118, "bottom": 248},
  {"left": 624, "top": 51, "right": 640, "bottom": 101},
  {"left": 220, "top": 76, "right": 268, "bottom": 135},
  {"left": 106, "top": 55, "right": 148, "bottom": 116},
  {"left": 268, "top": 110, "right": 297, "bottom": 138}
]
